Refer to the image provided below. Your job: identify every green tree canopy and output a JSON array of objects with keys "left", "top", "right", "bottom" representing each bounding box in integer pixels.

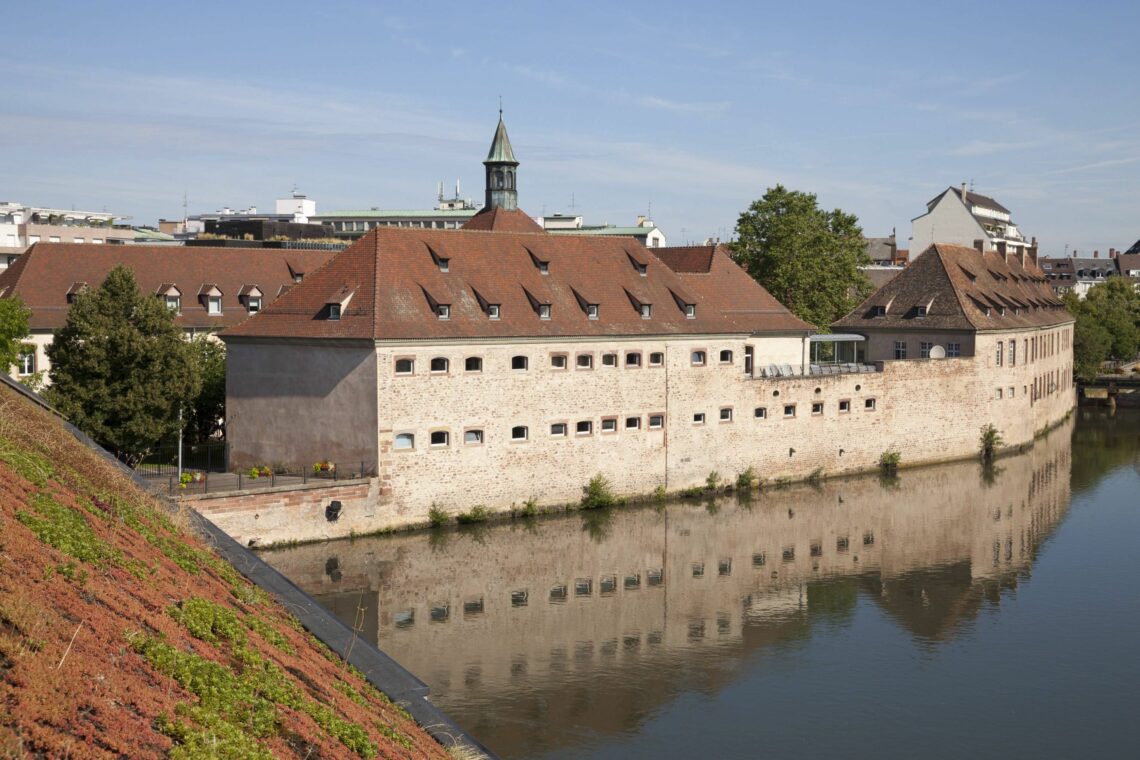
[
  {"left": 730, "top": 185, "right": 873, "bottom": 330},
  {"left": 46, "top": 265, "right": 201, "bottom": 465},
  {"left": 185, "top": 334, "right": 226, "bottom": 443},
  {"left": 0, "top": 296, "right": 31, "bottom": 370},
  {"left": 1063, "top": 278, "right": 1140, "bottom": 380}
]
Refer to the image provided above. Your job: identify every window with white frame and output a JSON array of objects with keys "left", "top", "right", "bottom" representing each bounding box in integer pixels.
[
  {"left": 691, "top": 350, "right": 706, "bottom": 366},
  {"left": 693, "top": 412, "right": 706, "bottom": 425},
  {"left": 395, "top": 358, "right": 414, "bottom": 375},
  {"left": 894, "top": 341, "right": 906, "bottom": 360},
  {"left": 626, "top": 352, "right": 642, "bottom": 367},
  {"left": 465, "top": 357, "right": 482, "bottom": 372},
  {"left": 430, "top": 431, "right": 450, "bottom": 447},
  {"left": 625, "top": 416, "right": 641, "bottom": 429},
  {"left": 784, "top": 404, "right": 796, "bottom": 417},
  {"left": 719, "top": 407, "right": 733, "bottom": 422},
  {"left": 811, "top": 402, "right": 823, "bottom": 415},
  {"left": 488, "top": 304, "right": 501, "bottom": 320},
  {"left": 550, "top": 423, "right": 567, "bottom": 437},
  {"left": 576, "top": 420, "right": 593, "bottom": 435},
  {"left": 754, "top": 407, "right": 767, "bottom": 419},
  {"left": 430, "top": 357, "right": 449, "bottom": 373},
  {"left": 947, "top": 342, "right": 961, "bottom": 357},
  {"left": 648, "top": 414, "right": 664, "bottom": 429},
  {"left": 602, "top": 352, "right": 617, "bottom": 367},
  {"left": 920, "top": 341, "right": 932, "bottom": 359},
  {"left": 207, "top": 296, "right": 222, "bottom": 315},
  {"left": 601, "top": 418, "right": 617, "bottom": 432},
  {"left": 649, "top": 352, "right": 664, "bottom": 366},
  {"left": 640, "top": 303, "right": 651, "bottom": 319},
  {"left": 17, "top": 346, "right": 35, "bottom": 376},
  {"left": 719, "top": 350, "right": 733, "bottom": 364},
  {"left": 511, "top": 425, "right": 529, "bottom": 441},
  {"left": 838, "top": 400, "right": 850, "bottom": 413},
  {"left": 464, "top": 429, "right": 484, "bottom": 445},
  {"left": 538, "top": 304, "right": 551, "bottom": 320},
  {"left": 437, "top": 304, "right": 450, "bottom": 320},
  {"left": 865, "top": 398, "right": 876, "bottom": 410},
  {"left": 576, "top": 354, "right": 593, "bottom": 369},
  {"left": 550, "top": 354, "right": 567, "bottom": 369},
  {"left": 165, "top": 295, "right": 181, "bottom": 312},
  {"left": 247, "top": 296, "right": 262, "bottom": 313},
  {"left": 587, "top": 303, "right": 599, "bottom": 319},
  {"left": 685, "top": 304, "right": 696, "bottom": 319},
  {"left": 394, "top": 433, "right": 415, "bottom": 450},
  {"left": 512, "top": 355, "right": 529, "bottom": 370}
]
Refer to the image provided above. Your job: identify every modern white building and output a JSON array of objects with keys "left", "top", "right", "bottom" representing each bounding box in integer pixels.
[
  {"left": 540, "top": 214, "right": 667, "bottom": 248},
  {"left": 910, "top": 184, "right": 1034, "bottom": 258},
  {"left": 0, "top": 202, "right": 133, "bottom": 268}
]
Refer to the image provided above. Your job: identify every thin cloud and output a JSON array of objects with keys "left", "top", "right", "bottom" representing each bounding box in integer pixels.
[
  {"left": 637, "top": 96, "right": 729, "bottom": 115},
  {"left": 1045, "top": 156, "right": 1140, "bottom": 175},
  {"left": 949, "top": 139, "right": 1042, "bottom": 156}
]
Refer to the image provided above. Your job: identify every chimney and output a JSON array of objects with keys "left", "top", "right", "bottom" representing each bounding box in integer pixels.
[
  {"left": 996, "top": 240, "right": 1007, "bottom": 257},
  {"left": 960, "top": 182, "right": 968, "bottom": 199},
  {"left": 1028, "top": 239, "right": 1039, "bottom": 268},
  {"left": 1110, "top": 248, "right": 1117, "bottom": 259},
  {"left": 1093, "top": 250, "right": 1099, "bottom": 258}
]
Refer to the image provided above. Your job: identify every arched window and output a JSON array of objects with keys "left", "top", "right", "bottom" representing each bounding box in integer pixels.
[
  {"left": 495, "top": 170, "right": 504, "bottom": 188},
  {"left": 394, "top": 433, "right": 415, "bottom": 450},
  {"left": 511, "top": 425, "right": 528, "bottom": 441},
  {"left": 430, "top": 357, "right": 449, "bottom": 373}
]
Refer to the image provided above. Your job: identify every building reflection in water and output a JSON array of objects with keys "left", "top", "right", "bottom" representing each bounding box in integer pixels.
[{"left": 263, "top": 416, "right": 1074, "bottom": 759}]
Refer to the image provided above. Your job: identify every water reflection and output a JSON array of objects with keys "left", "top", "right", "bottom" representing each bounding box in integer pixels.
[{"left": 264, "top": 415, "right": 1080, "bottom": 758}]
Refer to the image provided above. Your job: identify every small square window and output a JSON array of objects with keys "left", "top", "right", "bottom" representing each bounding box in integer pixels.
[
  {"left": 719, "top": 350, "right": 733, "bottom": 363},
  {"left": 915, "top": 305, "right": 927, "bottom": 317},
  {"left": 247, "top": 297, "right": 261, "bottom": 313},
  {"left": 576, "top": 420, "right": 593, "bottom": 435},
  {"left": 693, "top": 412, "right": 706, "bottom": 425},
  {"left": 208, "top": 296, "right": 223, "bottom": 315},
  {"left": 625, "top": 416, "right": 641, "bottom": 430},
  {"left": 464, "top": 429, "right": 483, "bottom": 445},
  {"left": 691, "top": 350, "right": 706, "bottom": 366},
  {"left": 394, "top": 433, "right": 415, "bottom": 450},
  {"left": 873, "top": 305, "right": 886, "bottom": 317},
  {"left": 838, "top": 400, "right": 850, "bottom": 413},
  {"left": 327, "top": 303, "right": 340, "bottom": 320},
  {"left": 649, "top": 352, "right": 664, "bottom": 366},
  {"left": 430, "top": 357, "right": 449, "bottom": 373},
  {"left": 538, "top": 261, "right": 549, "bottom": 275},
  {"left": 539, "top": 304, "right": 551, "bottom": 320},
  {"left": 1009, "top": 386, "right": 1015, "bottom": 398},
  {"left": 719, "top": 407, "right": 733, "bottom": 422},
  {"left": 648, "top": 414, "right": 664, "bottom": 429},
  {"left": 587, "top": 303, "right": 599, "bottom": 319},
  {"left": 784, "top": 404, "right": 796, "bottom": 417},
  {"left": 811, "top": 402, "right": 823, "bottom": 415},
  {"left": 551, "top": 354, "right": 567, "bottom": 369},
  {"left": 996, "top": 388, "right": 1003, "bottom": 400},
  {"left": 437, "top": 304, "right": 450, "bottom": 320},
  {"left": 685, "top": 304, "right": 696, "bottom": 319},
  {"left": 511, "top": 425, "right": 529, "bottom": 441},
  {"left": 487, "top": 304, "right": 501, "bottom": 319},
  {"left": 438, "top": 258, "right": 450, "bottom": 273},
  {"left": 395, "top": 358, "right": 414, "bottom": 375},
  {"left": 512, "top": 355, "right": 529, "bottom": 370},
  {"left": 165, "top": 295, "right": 181, "bottom": 312},
  {"left": 626, "top": 352, "right": 642, "bottom": 367},
  {"left": 636, "top": 262, "right": 648, "bottom": 276},
  {"left": 865, "top": 398, "right": 876, "bottom": 410},
  {"left": 754, "top": 407, "right": 767, "bottom": 419},
  {"left": 640, "top": 303, "right": 652, "bottom": 319},
  {"left": 602, "top": 352, "right": 618, "bottom": 367},
  {"left": 465, "top": 357, "right": 482, "bottom": 372},
  {"left": 601, "top": 418, "right": 617, "bottom": 432},
  {"left": 550, "top": 423, "right": 567, "bottom": 437},
  {"left": 430, "top": 431, "right": 449, "bottom": 447},
  {"left": 576, "top": 354, "right": 593, "bottom": 369}
]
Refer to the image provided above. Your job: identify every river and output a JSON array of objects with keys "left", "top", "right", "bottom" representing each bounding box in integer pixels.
[{"left": 261, "top": 409, "right": 1140, "bottom": 759}]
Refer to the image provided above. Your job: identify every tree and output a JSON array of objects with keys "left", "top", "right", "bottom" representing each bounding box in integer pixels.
[
  {"left": 0, "top": 296, "right": 31, "bottom": 371},
  {"left": 185, "top": 334, "right": 226, "bottom": 443},
  {"left": 46, "top": 266, "right": 201, "bottom": 465},
  {"left": 731, "top": 185, "right": 873, "bottom": 329},
  {"left": 1063, "top": 279, "right": 1140, "bottom": 380}
]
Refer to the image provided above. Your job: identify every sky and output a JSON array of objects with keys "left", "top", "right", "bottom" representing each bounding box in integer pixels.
[{"left": 4, "top": 0, "right": 1138, "bottom": 254}]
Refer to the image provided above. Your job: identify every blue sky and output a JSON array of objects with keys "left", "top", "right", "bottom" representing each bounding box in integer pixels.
[{"left": 5, "top": 0, "right": 1138, "bottom": 253}]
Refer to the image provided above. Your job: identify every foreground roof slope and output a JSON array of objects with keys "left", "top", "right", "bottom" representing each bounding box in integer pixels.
[
  {"left": 0, "top": 244, "right": 335, "bottom": 331},
  {"left": 834, "top": 244, "right": 1072, "bottom": 332},
  {"left": 224, "top": 229, "right": 811, "bottom": 341}
]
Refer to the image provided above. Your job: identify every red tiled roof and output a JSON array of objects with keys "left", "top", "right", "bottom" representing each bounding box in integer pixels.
[
  {"left": 0, "top": 244, "right": 335, "bottom": 331},
  {"left": 834, "top": 243, "right": 1072, "bottom": 332},
  {"left": 222, "top": 228, "right": 812, "bottom": 342},
  {"left": 460, "top": 207, "right": 544, "bottom": 233},
  {"left": 650, "top": 245, "right": 717, "bottom": 273}
]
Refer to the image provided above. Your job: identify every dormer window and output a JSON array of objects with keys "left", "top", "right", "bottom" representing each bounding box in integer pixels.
[
  {"left": 240, "top": 285, "right": 264, "bottom": 314},
  {"left": 207, "top": 296, "right": 222, "bottom": 315},
  {"left": 627, "top": 252, "right": 649, "bottom": 276},
  {"left": 640, "top": 304, "right": 651, "bottom": 319},
  {"left": 915, "top": 305, "right": 927, "bottom": 318},
  {"left": 438, "top": 258, "right": 450, "bottom": 273},
  {"left": 329, "top": 303, "right": 341, "bottom": 320},
  {"left": 66, "top": 282, "right": 88, "bottom": 304},
  {"left": 199, "top": 284, "right": 224, "bottom": 316},
  {"left": 247, "top": 296, "right": 262, "bottom": 313},
  {"left": 165, "top": 295, "right": 181, "bottom": 312},
  {"left": 685, "top": 304, "right": 696, "bottom": 319},
  {"left": 873, "top": 305, "right": 886, "bottom": 317},
  {"left": 587, "top": 304, "right": 599, "bottom": 320},
  {"left": 636, "top": 263, "right": 647, "bottom": 276},
  {"left": 539, "top": 261, "right": 549, "bottom": 275},
  {"left": 437, "top": 304, "right": 450, "bottom": 320},
  {"left": 538, "top": 303, "right": 551, "bottom": 320},
  {"left": 488, "top": 304, "right": 500, "bottom": 320}
]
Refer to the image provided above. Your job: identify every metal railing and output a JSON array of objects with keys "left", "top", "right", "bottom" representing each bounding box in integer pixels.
[
  {"left": 168, "top": 460, "right": 377, "bottom": 496},
  {"left": 136, "top": 442, "right": 228, "bottom": 478}
]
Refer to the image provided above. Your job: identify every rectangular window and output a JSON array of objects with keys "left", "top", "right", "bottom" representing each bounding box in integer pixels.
[
  {"left": 784, "top": 404, "right": 796, "bottom": 417},
  {"left": 685, "top": 304, "right": 696, "bottom": 319},
  {"left": 626, "top": 352, "right": 642, "bottom": 367},
  {"left": 625, "top": 416, "right": 641, "bottom": 430},
  {"left": 865, "top": 398, "right": 876, "bottom": 410},
  {"left": 920, "top": 341, "right": 932, "bottom": 359},
  {"left": 1009, "top": 340, "right": 1016, "bottom": 366},
  {"left": 328, "top": 303, "right": 341, "bottom": 320},
  {"left": 539, "top": 304, "right": 551, "bottom": 320},
  {"left": 719, "top": 407, "right": 733, "bottom": 422},
  {"left": 838, "top": 399, "right": 850, "bottom": 413},
  {"left": 754, "top": 407, "right": 767, "bottom": 419},
  {"left": 1009, "top": 386, "right": 1015, "bottom": 398},
  {"left": 649, "top": 352, "right": 664, "bottom": 366},
  {"left": 811, "top": 402, "right": 823, "bottom": 415},
  {"left": 430, "top": 431, "right": 449, "bottom": 447},
  {"left": 915, "top": 305, "right": 927, "bottom": 317},
  {"left": 894, "top": 341, "right": 907, "bottom": 360},
  {"left": 394, "top": 433, "right": 415, "bottom": 450},
  {"left": 437, "top": 304, "right": 450, "bottom": 320},
  {"left": 512, "top": 355, "right": 529, "bottom": 370},
  {"left": 465, "top": 356, "right": 483, "bottom": 372},
  {"left": 587, "top": 304, "right": 599, "bottom": 319},
  {"left": 165, "top": 295, "right": 181, "bottom": 312},
  {"left": 640, "top": 303, "right": 652, "bottom": 319},
  {"left": 648, "top": 414, "right": 664, "bottom": 429},
  {"left": 873, "top": 305, "right": 886, "bottom": 317},
  {"left": 602, "top": 352, "right": 617, "bottom": 367},
  {"left": 17, "top": 346, "right": 35, "bottom": 376},
  {"left": 550, "top": 354, "right": 567, "bottom": 369},
  {"left": 691, "top": 350, "right": 706, "bottom": 366},
  {"left": 247, "top": 297, "right": 261, "bottom": 313},
  {"left": 996, "top": 341, "right": 1003, "bottom": 366},
  {"left": 511, "top": 425, "right": 529, "bottom": 441},
  {"left": 550, "top": 423, "right": 567, "bottom": 437},
  {"left": 576, "top": 353, "right": 593, "bottom": 369},
  {"left": 464, "top": 429, "right": 484, "bottom": 445},
  {"left": 576, "top": 420, "right": 593, "bottom": 435},
  {"left": 719, "top": 350, "right": 733, "bottom": 364},
  {"left": 488, "top": 304, "right": 501, "bottom": 320},
  {"left": 601, "top": 417, "right": 617, "bottom": 432},
  {"left": 947, "top": 342, "right": 961, "bottom": 357},
  {"left": 207, "top": 296, "right": 222, "bottom": 315},
  {"left": 996, "top": 388, "right": 1003, "bottom": 400},
  {"left": 395, "top": 358, "right": 414, "bottom": 375},
  {"left": 693, "top": 412, "right": 706, "bottom": 425}
]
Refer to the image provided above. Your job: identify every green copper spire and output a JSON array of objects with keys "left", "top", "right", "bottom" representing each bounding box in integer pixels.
[{"left": 483, "top": 111, "right": 519, "bottom": 211}]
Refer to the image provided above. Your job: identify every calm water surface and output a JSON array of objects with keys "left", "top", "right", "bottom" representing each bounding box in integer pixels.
[{"left": 262, "top": 410, "right": 1140, "bottom": 759}]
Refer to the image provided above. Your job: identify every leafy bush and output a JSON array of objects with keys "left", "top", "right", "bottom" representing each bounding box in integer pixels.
[
  {"left": 979, "top": 424, "right": 1004, "bottom": 461},
  {"left": 427, "top": 504, "right": 447, "bottom": 528},
  {"left": 581, "top": 474, "right": 618, "bottom": 509},
  {"left": 735, "top": 467, "right": 756, "bottom": 491},
  {"left": 705, "top": 471, "right": 721, "bottom": 491},
  {"left": 456, "top": 505, "right": 491, "bottom": 524},
  {"left": 879, "top": 449, "right": 901, "bottom": 470}
]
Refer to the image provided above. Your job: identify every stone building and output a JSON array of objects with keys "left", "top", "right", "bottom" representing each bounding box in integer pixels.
[
  {"left": 218, "top": 117, "right": 1076, "bottom": 529},
  {"left": 0, "top": 244, "right": 334, "bottom": 380}
]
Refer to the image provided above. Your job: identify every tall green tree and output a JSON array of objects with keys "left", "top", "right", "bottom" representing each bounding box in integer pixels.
[
  {"left": 731, "top": 185, "right": 873, "bottom": 329},
  {"left": 0, "top": 296, "right": 31, "bottom": 370},
  {"left": 185, "top": 334, "right": 226, "bottom": 443},
  {"left": 1063, "top": 279, "right": 1140, "bottom": 380},
  {"left": 47, "top": 265, "right": 201, "bottom": 465}
]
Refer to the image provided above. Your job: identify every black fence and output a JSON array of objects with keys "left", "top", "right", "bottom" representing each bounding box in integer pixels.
[
  {"left": 164, "top": 459, "right": 378, "bottom": 496},
  {"left": 136, "top": 442, "right": 229, "bottom": 478}
]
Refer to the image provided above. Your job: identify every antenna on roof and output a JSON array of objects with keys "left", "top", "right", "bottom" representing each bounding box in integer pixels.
[
  {"left": 498, "top": 95, "right": 502, "bottom": 117},
  {"left": 647, "top": 200, "right": 652, "bottom": 220},
  {"left": 969, "top": 178, "right": 975, "bottom": 192},
  {"left": 438, "top": 181, "right": 444, "bottom": 202},
  {"left": 182, "top": 191, "right": 188, "bottom": 225},
  {"left": 569, "top": 193, "right": 576, "bottom": 213}
]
